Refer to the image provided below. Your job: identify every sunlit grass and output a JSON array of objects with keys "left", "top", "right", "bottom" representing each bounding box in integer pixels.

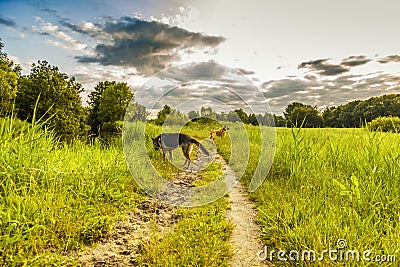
[
  {"left": 223, "top": 126, "right": 400, "bottom": 266},
  {"left": 0, "top": 118, "right": 233, "bottom": 266},
  {"left": 0, "top": 117, "right": 146, "bottom": 265}
]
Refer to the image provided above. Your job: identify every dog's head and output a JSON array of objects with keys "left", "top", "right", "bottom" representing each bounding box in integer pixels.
[
  {"left": 152, "top": 137, "right": 161, "bottom": 150},
  {"left": 223, "top": 125, "right": 229, "bottom": 131}
]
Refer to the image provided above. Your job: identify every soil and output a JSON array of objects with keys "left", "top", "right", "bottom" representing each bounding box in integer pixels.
[
  {"left": 226, "top": 182, "right": 270, "bottom": 266},
  {"left": 78, "top": 200, "right": 178, "bottom": 266}
]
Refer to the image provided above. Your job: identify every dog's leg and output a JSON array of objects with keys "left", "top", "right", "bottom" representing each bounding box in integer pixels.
[{"left": 181, "top": 144, "right": 191, "bottom": 168}]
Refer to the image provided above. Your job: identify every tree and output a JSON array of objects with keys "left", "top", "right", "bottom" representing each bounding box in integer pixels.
[
  {"left": 216, "top": 112, "right": 227, "bottom": 122},
  {"left": 98, "top": 82, "right": 133, "bottom": 123},
  {"left": 16, "top": 60, "right": 86, "bottom": 140},
  {"left": 234, "top": 108, "right": 248, "bottom": 124},
  {"left": 0, "top": 39, "right": 20, "bottom": 116},
  {"left": 187, "top": 110, "right": 199, "bottom": 121},
  {"left": 87, "top": 81, "right": 134, "bottom": 135},
  {"left": 87, "top": 81, "right": 116, "bottom": 135},
  {"left": 337, "top": 101, "right": 361, "bottom": 127},
  {"left": 200, "top": 106, "right": 216, "bottom": 119},
  {"left": 273, "top": 115, "right": 286, "bottom": 127},
  {"left": 154, "top": 105, "right": 172, "bottom": 125},
  {"left": 262, "top": 112, "right": 275, "bottom": 126},
  {"left": 321, "top": 94, "right": 400, "bottom": 128},
  {"left": 322, "top": 106, "right": 341, "bottom": 127},
  {"left": 284, "top": 102, "right": 306, "bottom": 121},
  {"left": 227, "top": 110, "right": 241, "bottom": 122},
  {"left": 164, "top": 109, "right": 187, "bottom": 125},
  {"left": 125, "top": 103, "right": 148, "bottom": 122},
  {"left": 248, "top": 113, "right": 258, "bottom": 126},
  {"left": 285, "top": 102, "right": 323, "bottom": 127}
]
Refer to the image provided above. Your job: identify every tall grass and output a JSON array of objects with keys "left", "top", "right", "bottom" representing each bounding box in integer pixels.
[
  {"left": 0, "top": 117, "right": 143, "bottom": 265},
  {"left": 0, "top": 118, "right": 233, "bottom": 266},
  {"left": 234, "top": 127, "right": 400, "bottom": 266}
]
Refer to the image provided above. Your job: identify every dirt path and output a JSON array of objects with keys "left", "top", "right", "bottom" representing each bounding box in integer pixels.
[
  {"left": 78, "top": 200, "right": 178, "bottom": 266},
  {"left": 226, "top": 182, "right": 269, "bottom": 266},
  {"left": 78, "top": 153, "right": 268, "bottom": 266},
  {"left": 211, "top": 155, "right": 269, "bottom": 267}
]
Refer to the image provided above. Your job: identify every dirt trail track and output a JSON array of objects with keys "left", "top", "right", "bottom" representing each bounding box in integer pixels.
[
  {"left": 79, "top": 154, "right": 268, "bottom": 266},
  {"left": 79, "top": 200, "right": 177, "bottom": 266},
  {"left": 226, "top": 182, "right": 269, "bottom": 266}
]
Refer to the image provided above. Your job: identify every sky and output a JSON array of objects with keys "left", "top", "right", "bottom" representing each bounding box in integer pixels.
[{"left": 1, "top": 0, "right": 400, "bottom": 115}]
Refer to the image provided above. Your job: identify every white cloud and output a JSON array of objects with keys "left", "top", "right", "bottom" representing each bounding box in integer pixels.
[{"left": 33, "top": 17, "right": 87, "bottom": 51}]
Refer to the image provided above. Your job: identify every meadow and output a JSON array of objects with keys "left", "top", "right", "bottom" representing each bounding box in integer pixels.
[
  {"left": 0, "top": 118, "right": 232, "bottom": 266},
  {"left": 225, "top": 125, "right": 400, "bottom": 266},
  {"left": 1, "top": 115, "right": 399, "bottom": 266}
]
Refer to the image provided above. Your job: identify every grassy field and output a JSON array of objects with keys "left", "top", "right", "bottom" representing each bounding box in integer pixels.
[
  {"left": 0, "top": 117, "right": 144, "bottom": 265},
  {"left": 221, "top": 126, "right": 400, "bottom": 266},
  {"left": 3, "top": 115, "right": 398, "bottom": 266},
  {"left": 0, "top": 118, "right": 232, "bottom": 266}
]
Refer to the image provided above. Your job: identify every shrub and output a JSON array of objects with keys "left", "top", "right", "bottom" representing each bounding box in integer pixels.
[{"left": 367, "top": 116, "right": 400, "bottom": 132}]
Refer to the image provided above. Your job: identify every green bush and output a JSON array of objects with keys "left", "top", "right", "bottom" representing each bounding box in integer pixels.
[{"left": 367, "top": 116, "right": 400, "bottom": 132}]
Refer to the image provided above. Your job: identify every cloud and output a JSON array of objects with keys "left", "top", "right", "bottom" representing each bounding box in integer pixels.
[
  {"left": 161, "top": 61, "right": 228, "bottom": 82},
  {"left": 32, "top": 17, "right": 87, "bottom": 50},
  {"left": 0, "top": 16, "right": 16, "bottom": 27},
  {"left": 40, "top": 7, "right": 58, "bottom": 16},
  {"left": 341, "top": 55, "right": 371, "bottom": 67},
  {"left": 60, "top": 19, "right": 101, "bottom": 36},
  {"left": 298, "top": 58, "right": 349, "bottom": 76},
  {"left": 262, "top": 78, "right": 319, "bottom": 99},
  {"left": 378, "top": 55, "right": 400, "bottom": 64},
  {"left": 132, "top": 62, "right": 269, "bottom": 115},
  {"left": 262, "top": 71, "right": 400, "bottom": 114},
  {"left": 236, "top": 67, "right": 255, "bottom": 75},
  {"left": 298, "top": 55, "right": 375, "bottom": 77},
  {"left": 75, "top": 16, "right": 225, "bottom": 76}
]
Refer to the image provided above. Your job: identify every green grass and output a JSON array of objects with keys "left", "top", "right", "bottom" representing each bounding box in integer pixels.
[
  {"left": 0, "top": 117, "right": 145, "bottom": 265},
  {"left": 7, "top": 114, "right": 399, "bottom": 266},
  {"left": 0, "top": 118, "right": 233, "bottom": 266},
  {"left": 136, "top": 197, "right": 232, "bottom": 266},
  {"left": 224, "top": 126, "right": 400, "bottom": 266}
]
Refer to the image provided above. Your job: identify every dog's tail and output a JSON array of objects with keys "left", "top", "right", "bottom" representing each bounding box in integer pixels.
[{"left": 192, "top": 139, "right": 210, "bottom": 156}]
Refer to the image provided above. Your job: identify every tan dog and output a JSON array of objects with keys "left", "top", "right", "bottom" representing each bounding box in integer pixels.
[{"left": 209, "top": 125, "right": 229, "bottom": 141}]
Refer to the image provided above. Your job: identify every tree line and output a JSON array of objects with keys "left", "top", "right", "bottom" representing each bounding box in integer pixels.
[
  {"left": 281, "top": 94, "right": 400, "bottom": 128},
  {"left": 2, "top": 39, "right": 400, "bottom": 142},
  {"left": 152, "top": 93, "right": 400, "bottom": 129},
  {"left": 0, "top": 39, "right": 141, "bottom": 141}
]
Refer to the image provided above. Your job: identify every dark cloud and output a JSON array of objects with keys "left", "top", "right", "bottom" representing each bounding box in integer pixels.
[
  {"left": 298, "top": 58, "right": 349, "bottom": 76},
  {"left": 75, "top": 16, "right": 225, "bottom": 76},
  {"left": 40, "top": 7, "right": 58, "bottom": 16},
  {"left": 236, "top": 68, "right": 255, "bottom": 75},
  {"left": 341, "top": 55, "right": 371, "bottom": 67},
  {"left": 378, "top": 55, "right": 400, "bottom": 64},
  {"left": 262, "top": 78, "right": 319, "bottom": 99},
  {"left": 0, "top": 16, "right": 16, "bottom": 27}
]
